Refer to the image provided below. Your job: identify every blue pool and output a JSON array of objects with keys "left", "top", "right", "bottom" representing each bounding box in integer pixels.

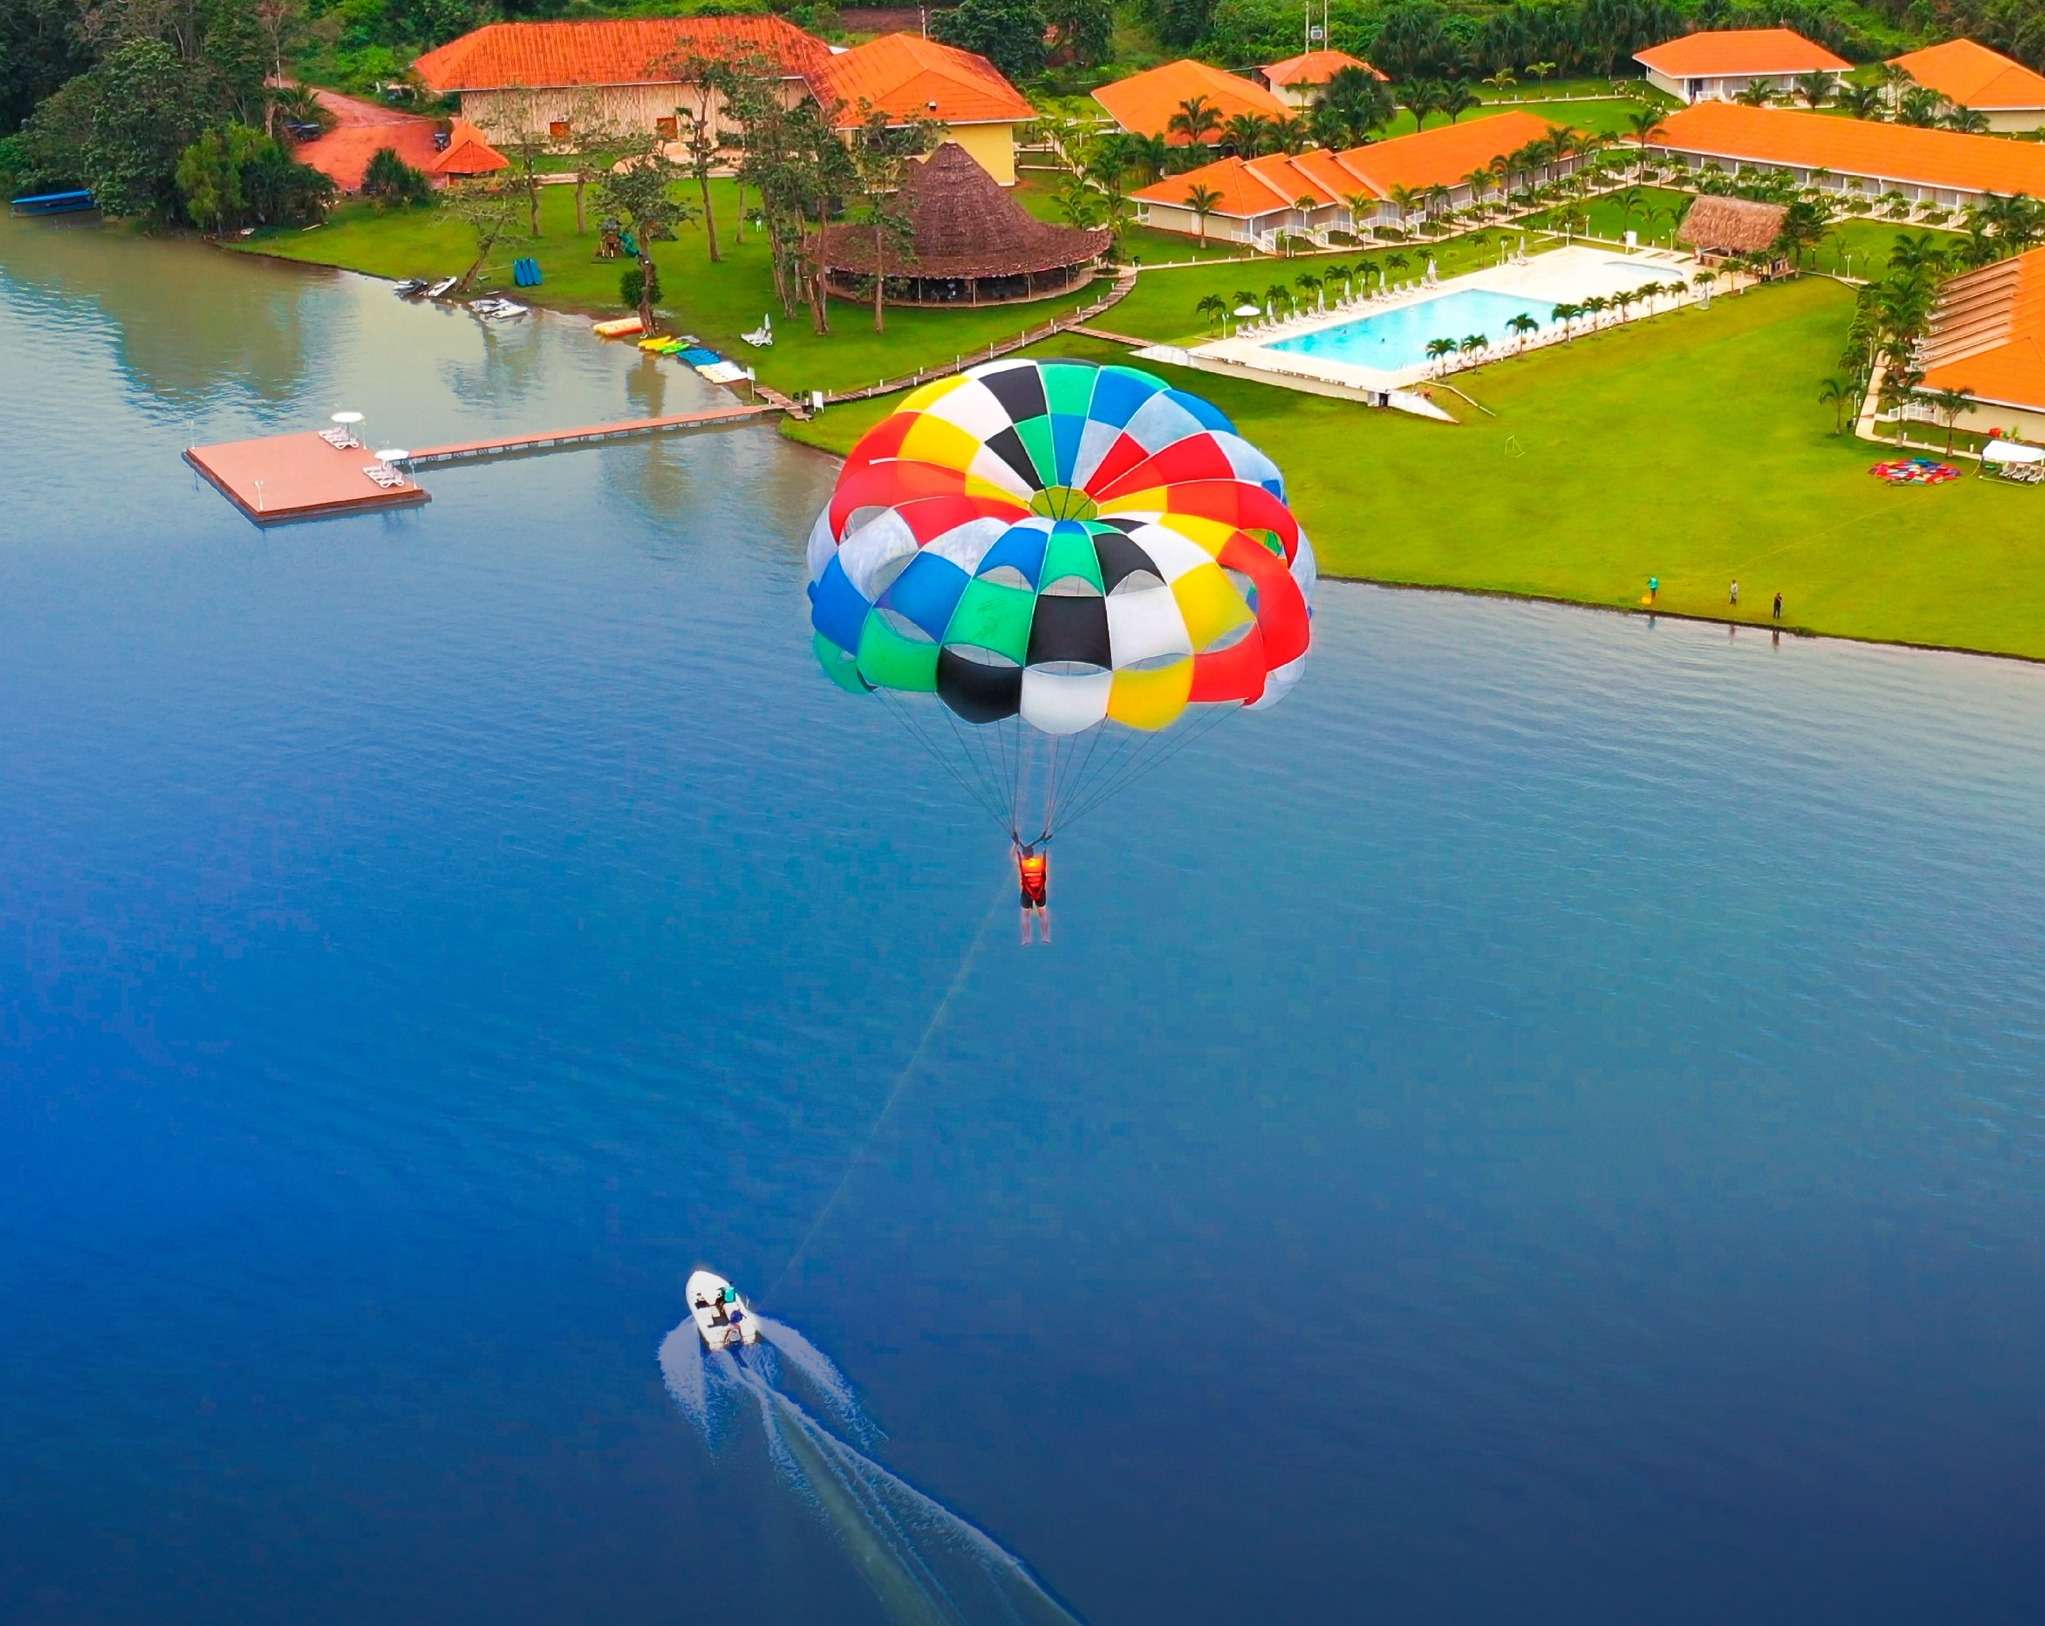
[{"left": 1267, "top": 287, "right": 1559, "bottom": 371}]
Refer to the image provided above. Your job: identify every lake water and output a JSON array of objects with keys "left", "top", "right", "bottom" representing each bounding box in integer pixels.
[{"left": 4, "top": 213, "right": 2045, "bottom": 1625}]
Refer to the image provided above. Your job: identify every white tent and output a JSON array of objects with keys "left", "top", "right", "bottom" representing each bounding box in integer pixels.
[{"left": 1982, "top": 440, "right": 2043, "bottom": 466}]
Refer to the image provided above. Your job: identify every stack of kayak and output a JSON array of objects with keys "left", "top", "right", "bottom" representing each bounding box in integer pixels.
[{"left": 634, "top": 334, "right": 746, "bottom": 381}]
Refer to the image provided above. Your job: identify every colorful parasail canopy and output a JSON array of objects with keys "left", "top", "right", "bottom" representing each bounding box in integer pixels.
[{"left": 805, "top": 358, "right": 1314, "bottom": 839}]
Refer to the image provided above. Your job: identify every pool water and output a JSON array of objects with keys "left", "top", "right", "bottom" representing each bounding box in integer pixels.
[{"left": 1267, "top": 287, "right": 1559, "bottom": 371}]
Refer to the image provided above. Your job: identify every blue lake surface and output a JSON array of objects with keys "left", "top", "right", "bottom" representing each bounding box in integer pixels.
[
  {"left": 4, "top": 215, "right": 2045, "bottom": 1624},
  {"left": 1268, "top": 286, "right": 1560, "bottom": 369}
]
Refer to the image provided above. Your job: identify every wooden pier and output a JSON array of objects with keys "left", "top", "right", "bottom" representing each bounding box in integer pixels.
[
  {"left": 402, "top": 401, "right": 778, "bottom": 466},
  {"left": 187, "top": 402, "right": 780, "bottom": 526}
]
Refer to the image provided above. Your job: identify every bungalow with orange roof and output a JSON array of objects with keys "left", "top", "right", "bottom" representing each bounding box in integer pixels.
[
  {"left": 1652, "top": 101, "right": 2045, "bottom": 210},
  {"left": 413, "top": 17, "right": 830, "bottom": 147},
  {"left": 1256, "top": 49, "right": 1386, "bottom": 111},
  {"left": 1130, "top": 110, "right": 1572, "bottom": 246},
  {"left": 1888, "top": 39, "right": 2045, "bottom": 134},
  {"left": 1091, "top": 58, "right": 1290, "bottom": 143},
  {"left": 1635, "top": 28, "right": 1850, "bottom": 105},
  {"left": 1911, "top": 245, "right": 2045, "bottom": 439},
  {"left": 817, "top": 34, "right": 1035, "bottom": 185}
]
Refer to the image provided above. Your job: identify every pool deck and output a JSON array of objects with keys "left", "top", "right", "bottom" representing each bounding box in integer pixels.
[
  {"left": 185, "top": 431, "right": 430, "bottom": 525},
  {"left": 1186, "top": 243, "right": 1702, "bottom": 398}
]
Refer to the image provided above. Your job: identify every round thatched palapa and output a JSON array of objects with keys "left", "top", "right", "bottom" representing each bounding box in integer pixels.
[{"left": 814, "top": 142, "right": 1110, "bottom": 302}]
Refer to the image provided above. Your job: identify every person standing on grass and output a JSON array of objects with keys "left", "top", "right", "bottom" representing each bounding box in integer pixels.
[
  {"left": 1648, "top": 575, "right": 1659, "bottom": 605},
  {"left": 1773, "top": 591, "right": 1784, "bottom": 622},
  {"left": 1730, "top": 579, "right": 1740, "bottom": 607}
]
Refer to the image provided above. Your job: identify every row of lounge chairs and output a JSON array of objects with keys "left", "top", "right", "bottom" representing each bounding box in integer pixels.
[
  {"left": 1230, "top": 281, "right": 1434, "bottom": 338},
  {"left": 361, "top": 462, "right": 407, "bottom": 490},
  {"left": 318, "top": 427, "right": 362, "bottom": 450}
]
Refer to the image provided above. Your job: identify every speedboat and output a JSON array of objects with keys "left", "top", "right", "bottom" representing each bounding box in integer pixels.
[
  {"left": 424, "top": 276, "right": 458, "bottom": 299},
  {"left": 470, "top": 297, "right": 528, "bottom": 320},
  {"left": 686, "top": 1269, "right": 759, "bottom": 1350},
  {"left": 393, "top": 277, "right": 428, "bottom": 298}
]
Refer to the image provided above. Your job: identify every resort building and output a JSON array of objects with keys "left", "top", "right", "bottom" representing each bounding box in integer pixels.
[
  {"left": 1130, "top": 111, "right": 1573, "bottom": 246},
  {"left": 817, "top": 33, "right": 1035, "bottom": 186},
  {"left": 1634, "top": 28, "right": 1850, "bottom": 105},
  {"left": 1912, "top": 246, "right": 2045, "bottom": 439},
  {"left": 1652, "top": 101, "right": 2045, "bottom": 210},
  {"left": 810, "top": 141, "right": 1108, "bottom": 305},
  {"left": 1887, "top": 39, "right": 2045, "bottom": 133},
  {"left": 1091, "top": 58, "right": 1290, "bottom": 142},
  {"left": 1675, "top": 195, "right": 1789, "bottom": 276},
  {"left": 1256, "top": 49, "right": 1387, "bottom": 111},
  {"left": 411, "top": 19, "right": 1033, "bottom": 184},
  {"left": 413, "top": 18, "right": 829, "bottom": 145}
]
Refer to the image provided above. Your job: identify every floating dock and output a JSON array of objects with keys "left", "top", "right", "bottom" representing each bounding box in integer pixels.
[{"left": 185, "top": 431, "right": 430, "bottom": 525}]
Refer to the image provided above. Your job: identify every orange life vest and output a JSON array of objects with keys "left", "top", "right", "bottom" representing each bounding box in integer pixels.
[{"left": 1018, "top": 851, "right": 1048, "bottom": 902}]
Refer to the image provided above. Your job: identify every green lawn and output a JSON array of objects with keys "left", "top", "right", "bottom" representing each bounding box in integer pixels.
[
  {"left": 786, "top": 277, "right": 2045, "bottom": 662},
  {"left": 1106, "top": 230, "right": 1548, "bottom": 345},
  {"left": 234, "top": 179, "right": 1093, "bottom": 395}
]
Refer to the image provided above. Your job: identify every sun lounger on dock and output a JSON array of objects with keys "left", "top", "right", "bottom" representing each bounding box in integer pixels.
[
  {"left": 319, "top": 428, "right": 361, "bottom": 449},
  {"left": 361, "top": 464, "right": 406, "bottom": 489}
]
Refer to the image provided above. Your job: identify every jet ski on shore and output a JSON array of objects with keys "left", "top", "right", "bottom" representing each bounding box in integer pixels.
[{"left": 687, "top": 1269, "right": 759, "bottom": 1350}]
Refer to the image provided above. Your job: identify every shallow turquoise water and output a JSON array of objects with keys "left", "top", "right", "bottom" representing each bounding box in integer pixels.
[
  {"left": 1268, "top": 287, "right": 1559, "bottom": 368},
  {"left": 4, "top": 215, "right": 2045, "bottom": 1624}
]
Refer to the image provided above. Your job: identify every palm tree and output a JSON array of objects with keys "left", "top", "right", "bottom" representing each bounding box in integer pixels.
[
  {"left": 1581, "top": 294, "right": 1609, "bottom": 327},
  {"left": 1167, "top": 95, "right": 1222, "bottom": 147},
  {"left": 1438, "top": 81, "right": 1479, "bottom": 124},
  {"left": 1944, "top": 105, "right": 1990, "bottom": 134},
  {"left": 1460, "top": 333, "right": 1488, "bottom": 360},
  {"left": 1221, "top": 112, "right": 1272, "bottom": 156},
  {"left": 1794, "top": 71, "right": 1836, "bottom": 108},
  {"left": 1325, "top": 262, "right": 1353, "bottom": 302},
  {"left": 1837, "top": 81, "right": 1886, "bottom": 121},
  {"left": 1272, "top": 115, "right": 1311, "bottom": 154},
  {"left": 1622, "top": 105, "right": 1664, "bottom": 178},
  {"left": 1816, "top": 375, "right": 1854, "bottom": 435},
  {"left": 1196, "top": 292, "right": 1228, "bottom": 334},
  {"left": 1463, "top": 167, "right": 1495, "bottom": 214},
  {"left": 1386, "top": 184, "right": 1422, "bottom": 231},
  {"left": 1506, "top": 312, "right": 1539, "bottom": 350},
  {"left": 1347, "top": 191, "right": 1378, "bottom": 236},
  {"left": 1525, "top": 60, "right": 1556, "bottom": 86},
  {"left": 1425, "top": 336, "right": 1456, "bottom": 372},
  {"left": 1552, "top": 300, "right": 1581, "bottom": 338},
  {"left": 1404, "top": 79, "right": 1443, "bottom": 129},
  {"left": 1315, "top": 65, "right": 1395, "bottom": 148},
  {"left": 1264, "top": 282, "right": 1292, "bottom": 318},
  {"left": 1733, "top": 81, "right": 1779, "bottom": 108},
  {"left": 1184, "top": 181, "right": 1223, "bottom": 247},
  {"left": 1386, "top": 251, "right": 1410, "bottom": 281},
  {"left": 1691, "top": 269, "right": 1717, "bottom": 304},
  {"left": 1129, "top": 133, "right": 1171, "bottom": 183},
  {"left": 1294, "top": 269, "right": 1325, "bottom": 310},
  {"left": 1890, "top": 232, "right": 1948, "bottom": 278},
  {"left": 1422, "top": 184, "right": 1452, "bottom": 228},
  {"left": 1897, "top": 86, "right": 1945, "bottom": 127},
  {"left": 1926, "top": 385, "right": 1974, "bottom": 450}
]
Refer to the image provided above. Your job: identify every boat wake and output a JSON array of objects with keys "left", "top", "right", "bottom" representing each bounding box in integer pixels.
[{"left": 658, "top": 1317, "right": 1079, "bottom": 1624}]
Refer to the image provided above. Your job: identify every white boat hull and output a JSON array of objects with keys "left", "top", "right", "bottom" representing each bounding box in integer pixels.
[{"left": 686, "top": 1269, "right": 759, "bottom": 1349}]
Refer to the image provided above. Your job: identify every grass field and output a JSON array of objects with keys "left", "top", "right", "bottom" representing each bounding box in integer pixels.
[
  {"left": 1012, "top": 171, "right": 1240, "bottom": 264},
  {"left": 785, "top": 277, "right": 2045, "bottom": 662},
  {"left": 233, "top": 179, "right": 1092, "bottom": 394},
  {"left": 1381, "top": 96, "right": 1662, "bottom": 140}
]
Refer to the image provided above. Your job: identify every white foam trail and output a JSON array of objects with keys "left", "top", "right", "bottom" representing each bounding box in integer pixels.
[
  {"left": 754, "top": 1314, "right": 871, "bottom": 1438},
  {"left": 657, "top": 1323, "right": 708, "bottom": 1431}
]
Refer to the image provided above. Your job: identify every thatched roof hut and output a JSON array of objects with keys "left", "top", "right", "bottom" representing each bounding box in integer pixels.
[
  {"left": 814, "top": 142, "right": 1110, "bottom": 306},
  {"left": 1677, "top": 195, "right": 1787, "bottom": 256}
]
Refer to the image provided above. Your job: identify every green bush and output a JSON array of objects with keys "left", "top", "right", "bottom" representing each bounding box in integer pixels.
[
  {"left": 362, "top": 146, "right": 432, "bottom": 208},
  {"left": 621, "top": 261, "right": 662, "bottom": 309}
]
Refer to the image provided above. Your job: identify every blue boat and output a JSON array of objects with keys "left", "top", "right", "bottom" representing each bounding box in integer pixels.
[{"left": 10, "top": 189, "right": 97, "bottom": 217}]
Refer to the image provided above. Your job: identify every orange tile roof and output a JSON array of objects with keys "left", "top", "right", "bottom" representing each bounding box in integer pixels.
[
  {"left": 1889, "top": 38, "right": 2045, "bottom": 111},
  {"left": 1131, "top": 154, "right": 1294, "bottom": 217},
  {"left": 429, "top": 117, "right": 507, "bottom": 177},
  {"left": 1262, "top": 49, "right": 1385, "bottom": 87},
  {"left": 820, "top": 33, "right": 1033, "bottom": 127},
  {"left": 1092, "top": 58, "right": 1289, "bottom": 142},
  {"left": 1635, "top": 28, "right": 1850, "bottom": 77},
  {"left": 1336, "top": 110, "right": 1561, "bottom": 193},
  {"left": 1243, "top": 152, "right": 1338, "bottom": 205},
  {"left": 1655, "top": 101, "right": 2045, "bottom": 196},
  {"left": 413, "top": 17, "right": 829, "bottom": 93},
  {"left": 1921, "top": 246, "right": 2045, "bottom": 408}
]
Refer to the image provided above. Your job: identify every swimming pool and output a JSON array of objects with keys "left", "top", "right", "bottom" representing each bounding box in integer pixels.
[{"left": 1266, "top": 287, "right": 1561, "bottom": 373}]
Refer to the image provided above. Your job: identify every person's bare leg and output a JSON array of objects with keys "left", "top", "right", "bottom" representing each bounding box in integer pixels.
[
  {"left": 1020, "top": 906, "right": 1031, "bottom": 946},
  {"left": 1038, "top": 905, "right": 1051, "bottom": 945}
]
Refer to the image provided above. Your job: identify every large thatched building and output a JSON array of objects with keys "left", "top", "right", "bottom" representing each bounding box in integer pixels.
[
  {"left": 812, "top": 142, "right": 1110, "bottom": 307},
  {"left": 1677, "top": 195, "right": 1789, "bottom": 273}
]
